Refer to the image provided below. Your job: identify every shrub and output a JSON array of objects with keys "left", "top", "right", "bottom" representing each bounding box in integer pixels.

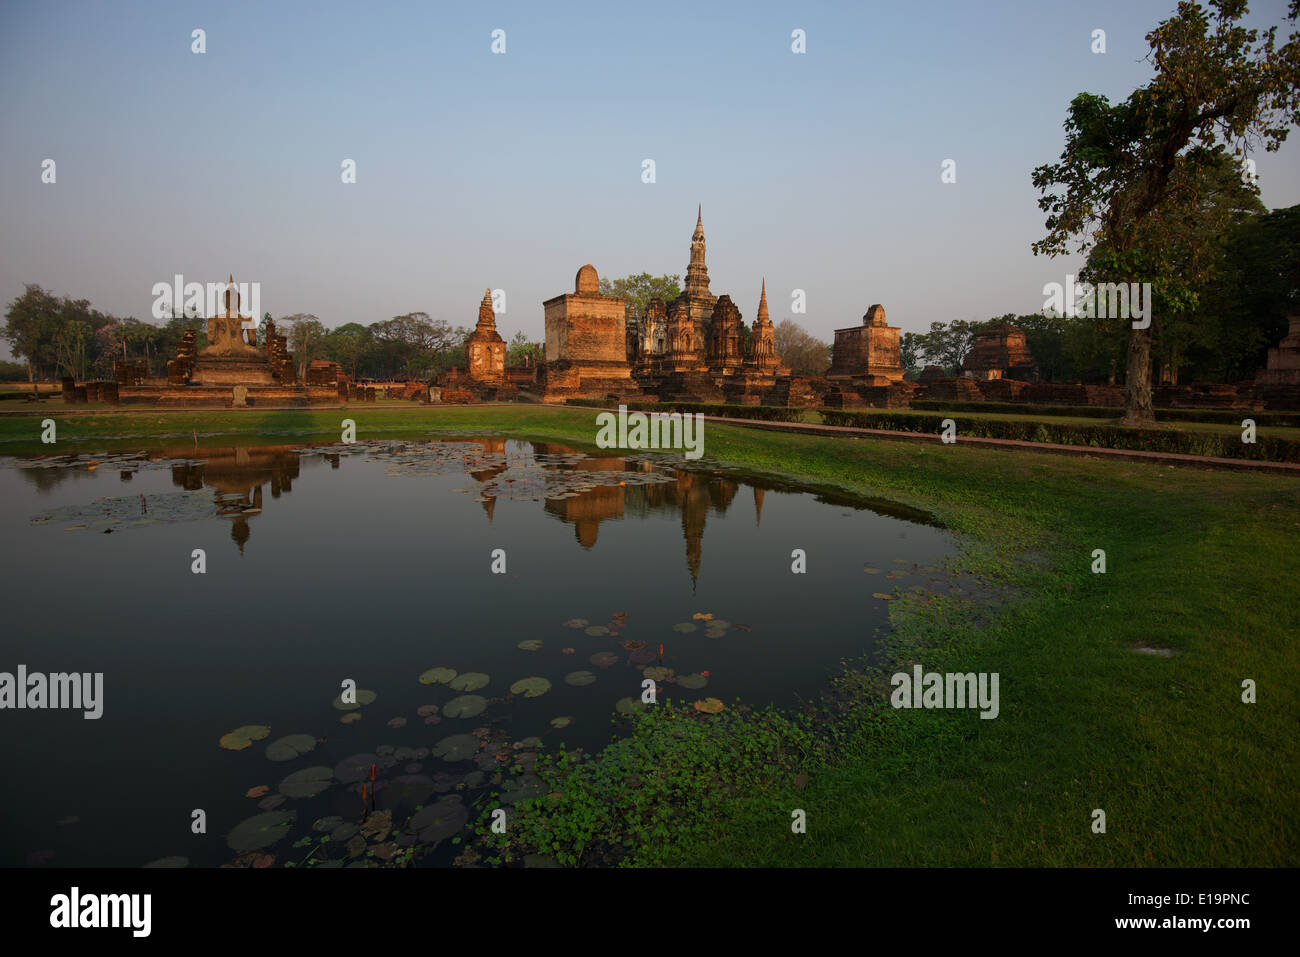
[{"left": 817, "top": 410, "right": 1300, "bottom": 463}]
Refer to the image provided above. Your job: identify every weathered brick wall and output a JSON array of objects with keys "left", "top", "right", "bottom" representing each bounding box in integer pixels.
[
  {"left": 829, "top": 324, "right": 902, "bottom": 378},
  {"left": 544, "top": 294, "right": 627, "bottom": 364}
]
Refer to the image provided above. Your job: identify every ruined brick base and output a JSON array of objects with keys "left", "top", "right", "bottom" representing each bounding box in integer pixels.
[
  {"left": 822, "top": 377, "right": 915, "bottom": 409},
  {"left": 120, "top": 384, "right": 338, "bottom": 408},
  {"left": 539, "top": 361, "right": 647, "bottom": 404}
]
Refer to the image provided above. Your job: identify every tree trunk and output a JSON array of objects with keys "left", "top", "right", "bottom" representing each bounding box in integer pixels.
[
  {"left": 1120, "top": 326, "right": 1156, "bottom": 426},
  {"left": 28, "top": 360, "right": 37, "bottom": 398}
]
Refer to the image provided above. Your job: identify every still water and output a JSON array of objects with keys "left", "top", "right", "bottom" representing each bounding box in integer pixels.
[{"left": 0, "top": 436, "right": 957, "bottom": 867}]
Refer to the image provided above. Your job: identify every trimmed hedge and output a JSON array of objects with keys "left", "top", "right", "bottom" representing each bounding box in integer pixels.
[
  {"left": 818, "top": 409, "right": 1300, "bottom": 463},
  {"left": 909, "top": 399, "right": 1300, "bottom": 427},
  {"left": 565, "top": 398, "right": 808, "bottom": 423}
]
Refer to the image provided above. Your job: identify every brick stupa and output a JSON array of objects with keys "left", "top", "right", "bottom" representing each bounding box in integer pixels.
[
  {"left": 467, "top": 288, "right": 507, "bottom": 383},
  {"left": 538, "top": 264, "right": 645, "bottom": 402},
  {"left": 963, "top": 322, "right": 1037, "bottom": 380}
]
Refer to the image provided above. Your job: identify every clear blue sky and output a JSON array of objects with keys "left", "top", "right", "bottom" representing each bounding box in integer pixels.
[{"left": 2, "top": 0, "right": 1297, "bottom": 360}]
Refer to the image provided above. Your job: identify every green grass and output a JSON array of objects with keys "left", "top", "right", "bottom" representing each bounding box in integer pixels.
[{"left": 3, "top": 404, "right": 1296, "bottom": 866}]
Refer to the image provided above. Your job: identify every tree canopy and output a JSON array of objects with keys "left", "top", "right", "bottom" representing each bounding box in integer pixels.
[{"left": 1032, "top": 0, "right": 1300, "bottom": 423}]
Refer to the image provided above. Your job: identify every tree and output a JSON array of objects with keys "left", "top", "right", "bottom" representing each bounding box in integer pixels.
[
  {"left": 900, "top": 332, "right": 923, "bottom": 376},
  {"left": 3, "top": 284, "right": 63, "bottom": 392},
  {"left": 773, "top": 319, "right": 830, "bottom": 375},
  {"left": 370, "top": 313, "right": 468, "bottom": 378},
  {"left": 505, "top": 330, "right": 540, "bottom": 365},
  {"left": 915, "top": 319, "right": 986, "bottom": 374},
  {"left": 325, "top": 323, "right": 371, "bottom": 379},
  {"left": 1032, "top": 0, "right": 1300, "bottom": 425},
  {"left": 1086, "top": 147, "right": 1266, "bottom": 385},
  {"left": 283, "top": 314, "right": 327, "bottom": 378},
  {"left": 1204, "top": 203, "right": 1300, "bottom": 379},
  {"left": 599, "top": 273, "right": 683, "bottom": 323}
]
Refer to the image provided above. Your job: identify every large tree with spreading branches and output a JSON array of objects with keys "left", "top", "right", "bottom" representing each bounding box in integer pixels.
[{"left": 1032, "top": 0, "right": 1300, "bottom": 424}]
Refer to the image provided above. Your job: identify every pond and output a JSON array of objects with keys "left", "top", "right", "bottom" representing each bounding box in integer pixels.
[{"left": 0, "top": 435, "right": 964, "bottom": 867}]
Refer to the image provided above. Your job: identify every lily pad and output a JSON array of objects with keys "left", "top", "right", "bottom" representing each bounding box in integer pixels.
[
  {"left": 584, "top": 625, "right": 609, "bottom": 637},
  {"left": 589, "top": 651, "right": 620, "bottom": 669},
  {"left": 330, "top": 823, "right": 358, "bottom": 843},
  {"left": 331, "top": 689, "right": 377, "bottom": 710},
  {"left": 708, "top": 620, "right": 731, "bottom": 630},
  {"left": 615, "top": 697, "right": 645, "bottom": 715},
  {"left": 333, "top": 753, "right": 379, "bottom": 784},
  {"left": 443, "top": 694, "right": 488, "bottom": 719},
  {"left": 265, "top": 734, "right": 317, "bottom": 762},
  {"left": 312, "top": 816, "right": 343, "bottom": 833},
  {"left": 564, "top": 618, "right": 589, "bottom": 628},
  {"left": 509, "top": 677, "right": 551, "bottom": 698},
  {"left": 564, "top": 670, "right": 597, "bottom": 687},
  {"left": 549, "top": 716, "right": 572, "bottom": 729},
  {"left": 693, "top": 698, "right": 725, "bottom": 714},
  {"left": 705, "top": 628, "right": 727, "bottom": 638},
  {"left": 219, "top": 725, "right": 270, "bottom": 751},
  {"left": 278, "top": 766, "right": 333, "bottom": 798},
  {"left": 863, "top": 566, "right": 882, "bottom": 574},
  {"left": 500, "top": 774, "right": 545, "bottom": 806},
  {"left": 629, "top": 648, "right": 656, "bottom": 664},
  {"left": 409, "top": 796, "right": 468, "bottom": 843},
  {"left": 226, "top": 810, "right": 295, "bottom": 852},
  {"left": 432, "top": 734, "right": 479, "bottom": 762},
  {"left": 448, "top": 672, "right": 490, "bottom": 692},
  {"left": 387, "top": 717, "right": 407, "bottom": 729},
  {"left": 516, "top": 640, "right": 543, "bottom": 651},
  {"left": 340, "top": 712, "right": 362, "bottom": 724},
  {"left": 416, "top": 704, "right": 439, "bottom": 716},
  {"left": 672, "top": 622, "right": 697, "bottom": 633},
  {"left": 379, "top": 774, "right": 434, "bottom": 810},
  {"left": 418, "top": 667, "right": 457, "bottom": 686},
  {"left": 871, "top": 593, "right": 894, "bottom": 601},
  {"left": 678, "top": 673, "right": 708, "bottom": 690},
  {"left": 245, "top": 785, "right": 269, "bottom": 799},
  {"left": 642, "top": 666, "right": 674, "bottom": 681},
  {"left": 621, "top": 640, "right": 645, "bottom": 651}
]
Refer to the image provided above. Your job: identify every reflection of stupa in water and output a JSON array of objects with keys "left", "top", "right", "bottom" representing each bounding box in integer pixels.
[
  {"left": 540, "top": 460, "right": 747, "bottom": 587},
  {"left": 167, "top": 444, "right": 303, "bottom": 553}
]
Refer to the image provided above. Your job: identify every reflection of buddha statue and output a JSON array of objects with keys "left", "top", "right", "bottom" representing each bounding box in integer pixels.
[
  {"left": 230, "top": 515, "right": 251, "bottom": 553},
  {"left": 164, "top": 443, "right": 302, "bottom": 552}
]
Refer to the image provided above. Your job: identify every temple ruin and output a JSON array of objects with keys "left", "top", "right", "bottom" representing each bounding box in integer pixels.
[
  {"left": 125, "top": 277, "right": 335, "bottom": 407},
  {"left": 1255, "top": 313, "right": 1300, "bottom": 409},
  {"left": 822, "top": 304, "right": 914, "bottom": 408},
  {"left": 963, "top": 322, "right": 1037, "bottom": 381},
  {"left": 537, "top": 264, "right": 645, "bottom": 403}
]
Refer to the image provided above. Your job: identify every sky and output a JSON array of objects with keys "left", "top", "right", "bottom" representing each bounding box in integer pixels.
[{"left": 1, "top": 0, "right": 1298, "bottom": 362}]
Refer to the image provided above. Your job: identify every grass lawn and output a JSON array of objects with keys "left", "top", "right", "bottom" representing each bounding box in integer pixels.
[{"left": 2, "top": 403, "right": 1295, "bottom": 866}]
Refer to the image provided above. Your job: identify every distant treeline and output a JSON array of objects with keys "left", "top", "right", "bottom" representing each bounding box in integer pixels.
[{"left": 0, "top": 287, "right": 541, "bottom": 383}]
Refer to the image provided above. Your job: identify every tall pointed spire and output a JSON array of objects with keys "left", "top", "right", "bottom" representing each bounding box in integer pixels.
[
  {"left": 477, "top": 287, "right": 495, "bottom": 329},
  {"left": 685, "top": 207, "right": 711, "bottom": 298},
  {"left": 757, "top": 278, "right": 769, "bottom": 323}
]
